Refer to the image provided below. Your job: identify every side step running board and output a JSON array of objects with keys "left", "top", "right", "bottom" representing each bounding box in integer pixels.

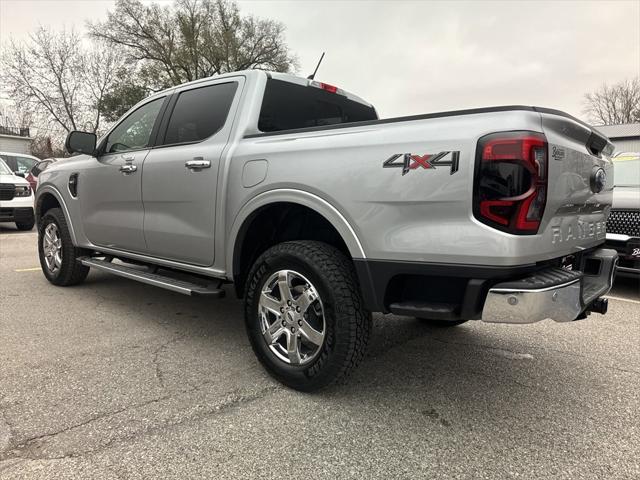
[{"left": 78, "top": 257, "right": 225, "bottom": 297}]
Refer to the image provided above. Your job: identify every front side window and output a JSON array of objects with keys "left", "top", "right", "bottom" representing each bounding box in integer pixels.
[
  {"left": 162, "top": 82, "right": 238, "bottom": 145},
  {"left": 105, "top": 98, "right": 164, "bottom": 154}
]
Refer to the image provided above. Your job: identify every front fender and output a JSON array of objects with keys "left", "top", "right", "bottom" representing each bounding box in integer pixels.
[{"left": 36, "top": 185, "right": 78, "bottom": 244}]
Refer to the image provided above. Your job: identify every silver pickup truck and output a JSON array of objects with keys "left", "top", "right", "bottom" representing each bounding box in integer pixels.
[{"left": 35, "top": 70, "right": 618, "bottom": 391}]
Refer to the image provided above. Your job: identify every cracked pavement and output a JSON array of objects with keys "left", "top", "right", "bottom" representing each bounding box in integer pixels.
[{"left": 1, "top": 226, "right": 639, "bottom": 479}]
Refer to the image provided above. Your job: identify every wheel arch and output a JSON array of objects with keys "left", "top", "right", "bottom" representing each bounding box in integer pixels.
[
  {"left": 35, "top": 186, "right": 77, "bottom": 244},
  {"left": 229, "top": 190, "right": 365, "bottom": 297}
]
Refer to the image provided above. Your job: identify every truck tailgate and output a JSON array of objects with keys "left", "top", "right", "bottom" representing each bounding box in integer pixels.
[{"left": 537, "top": 109, "right": 614, "bottom": 254}]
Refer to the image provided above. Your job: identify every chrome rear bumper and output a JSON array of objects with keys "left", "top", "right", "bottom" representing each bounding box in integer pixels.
[{"left": 482, "top": 248, "right": 618, "bottom": 324}]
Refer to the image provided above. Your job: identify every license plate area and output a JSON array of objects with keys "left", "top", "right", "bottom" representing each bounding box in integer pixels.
[{"left": 626, "top": 240, "right": 640, "bottom": 259}]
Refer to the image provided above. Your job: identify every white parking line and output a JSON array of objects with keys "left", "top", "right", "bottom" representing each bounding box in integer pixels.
[{"left": 605, "top": 295, "right": 640, "bottom": 305}]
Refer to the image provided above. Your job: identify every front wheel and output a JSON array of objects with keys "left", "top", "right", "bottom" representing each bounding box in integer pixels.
[
  {"left": 244, "top": 241, "right": 371, "bottom": 392},
  {"left": 38, "top": 208, "right": 89, "bottom": 286}
]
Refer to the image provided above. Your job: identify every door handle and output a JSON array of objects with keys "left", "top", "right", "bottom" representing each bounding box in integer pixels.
[
  {"left": 185, "top": 158, "right": 211, "bottom": 170},
  {"left": 119, "top": 164, "right": 137, "bottom": 174}
]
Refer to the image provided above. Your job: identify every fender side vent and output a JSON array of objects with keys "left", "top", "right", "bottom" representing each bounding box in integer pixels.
[{"left": 68, "top": 173, "right": 79, "bottom": 197}]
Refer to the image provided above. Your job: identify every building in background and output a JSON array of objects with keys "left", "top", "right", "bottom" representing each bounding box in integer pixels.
[
  {"left": 596, "top": 123, "right": 640, "bottom": 154},
  {"left": 0, "top": 125, "right": 32, "bottom": 155}
]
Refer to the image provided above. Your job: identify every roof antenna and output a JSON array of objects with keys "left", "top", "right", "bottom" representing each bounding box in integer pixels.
[{"left": 307, "top": 52, "right": 325, "bottom": 80}]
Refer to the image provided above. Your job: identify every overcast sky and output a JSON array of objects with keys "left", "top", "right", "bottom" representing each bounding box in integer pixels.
[{"left": 1, "top": 0, "right": 638, "bottom": 121}]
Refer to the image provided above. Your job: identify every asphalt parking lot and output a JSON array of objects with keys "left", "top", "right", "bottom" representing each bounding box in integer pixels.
[{"left": 1, "top": 225, "right": 639, "bottom": 479}]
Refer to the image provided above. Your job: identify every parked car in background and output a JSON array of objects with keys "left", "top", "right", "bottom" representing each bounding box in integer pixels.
[
  {"left": 26, "top": 158, "right": 58, "bottom": 191},
  {"left": 0, "top": 152, "right": 41, "bottom": 177},
  {"left": 0, "top": 158, "right": 35, "bottom": 230},
  {"left": 605, "top": 152, "right": 640, "bottom": 277}
]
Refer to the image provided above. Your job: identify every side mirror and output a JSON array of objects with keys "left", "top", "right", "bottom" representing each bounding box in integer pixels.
[
  {"left": 13, "top": 171, "right": 26, "bottom": 178},
  {"left": 65, "top": 131, "right": 97, "bottom": 156}
]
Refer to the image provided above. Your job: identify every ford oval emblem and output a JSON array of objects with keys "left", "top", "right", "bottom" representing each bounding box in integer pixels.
[{"left": 590, "top": 167, "right": 606, "bottom": 193}]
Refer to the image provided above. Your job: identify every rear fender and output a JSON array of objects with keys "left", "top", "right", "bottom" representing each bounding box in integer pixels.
[{"left": 227, "top": 189, "right": 366, "bottom": 278}]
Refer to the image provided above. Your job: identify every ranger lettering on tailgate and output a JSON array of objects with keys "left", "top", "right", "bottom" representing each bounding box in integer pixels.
[{"left": 551, "top": 221, "right": 607, "bottom": 244}]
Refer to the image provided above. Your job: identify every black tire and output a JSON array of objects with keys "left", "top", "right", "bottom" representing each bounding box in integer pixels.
[
  {"left": 38, "top": 208, "right": 89, "bottom": 286},
  {"left": 15, "top": 219, "right": 34, "bottom": 231},
  {"left": 244, "top": 241, "right": 371, "bottom": 392},
  {"left": 417, "top": 318, "right": 468, "bottom": 327}
]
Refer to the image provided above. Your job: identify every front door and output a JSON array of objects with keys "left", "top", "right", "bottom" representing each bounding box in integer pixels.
[
  {"left": 80, "top": 97, "right": 165, "bottom": 252},
  {"left": 141, "top": 79, "right": 242, "bottom": 266}
]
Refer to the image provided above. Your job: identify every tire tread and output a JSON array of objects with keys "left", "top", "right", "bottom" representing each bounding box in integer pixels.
[
  {"left": 38, "top": 208, "right": 89, "bottom": 286},
  {"left": 244, "top": 240, "right": 371, "bottom": 391}
]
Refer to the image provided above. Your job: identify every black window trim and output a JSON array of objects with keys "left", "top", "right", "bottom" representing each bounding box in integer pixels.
[
  {"left": 97, "top": 95, "right": 170, "bottom": 156},
  {"left": 245, "top": 105, "right": 608, "bottom": 139},
  {"left": 153, "top": 80, "right": 240, "bottom": 150}
]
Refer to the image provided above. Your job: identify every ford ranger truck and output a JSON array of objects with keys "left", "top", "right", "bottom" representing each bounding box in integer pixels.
[{"left": 34, "top": 70, "right": 618, "bottom": 391}]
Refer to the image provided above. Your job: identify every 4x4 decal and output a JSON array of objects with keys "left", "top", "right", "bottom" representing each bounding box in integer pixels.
[{"left": 383, "top": 151, "right": 460, "bottom": 176}]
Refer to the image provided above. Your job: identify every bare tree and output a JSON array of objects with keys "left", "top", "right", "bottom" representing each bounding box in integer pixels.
[
  {"left": 584, "top": 78, "right": 640, "bottom": 125},
  {"left": 30, "top": 135, "right": 69, "bottom": 159},
  {"left": 2, "top": 1, "right": 297, "bottom": 139},
  {"left": 0, "top": 98, "right": 35, "bottom": 132},
  {"left": 88, "top": 0, "right": 298, "bottom": 90},
  {"left": 1, "top": 27, "right": 124, "bottom": 135}
]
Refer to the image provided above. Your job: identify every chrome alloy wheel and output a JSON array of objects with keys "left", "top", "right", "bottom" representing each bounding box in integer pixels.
[
  {"left": 258, "top": 270, "right": 326, "bottom": 365},
  {"left": 42, "top": 223, "right": 62, "bottom": 274}
]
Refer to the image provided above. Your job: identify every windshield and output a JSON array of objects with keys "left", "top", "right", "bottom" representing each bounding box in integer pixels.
[
  {"left": 0, "top": 159, "right": 13, "bottom": 175},
  {"left": 613, "top": 153, "right": 640, "bottom": 187}
]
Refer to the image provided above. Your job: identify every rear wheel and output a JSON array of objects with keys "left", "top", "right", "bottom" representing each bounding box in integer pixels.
[
  {"left": 244, "top": 241, "right": 371, "bottom": 392},
  {"left": 38, "top": 208, "right": 89, "bottom": 286}
]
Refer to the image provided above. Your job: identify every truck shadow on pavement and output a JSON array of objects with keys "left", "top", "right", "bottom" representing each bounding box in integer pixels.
[
  {"left": 2, "top": 269, "right": 636, "bottom": 470},
  {"left": 73, "top": 270, "right": 631, "bottom": 413}
]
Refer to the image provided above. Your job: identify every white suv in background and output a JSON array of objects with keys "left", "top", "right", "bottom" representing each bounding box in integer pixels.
[
  {"left": 0, "top": 158, "right": 35, "bottom": 230},
  {"left": 0, "top": 151, "right": 41, "bottom": 177}
]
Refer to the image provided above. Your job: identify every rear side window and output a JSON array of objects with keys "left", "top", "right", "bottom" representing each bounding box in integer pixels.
[
  {"left": 258, "top": 79, "right": 377, "bottom": 132},
  {"left": 163, "top": 82, "right": 238, "bottom": 145}
]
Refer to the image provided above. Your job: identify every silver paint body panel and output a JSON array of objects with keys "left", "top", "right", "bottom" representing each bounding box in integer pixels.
[{"left": 36, "top": 70, "right": 614, "bottom": 281}]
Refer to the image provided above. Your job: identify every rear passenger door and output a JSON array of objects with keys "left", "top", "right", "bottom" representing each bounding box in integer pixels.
[{"left": 141, "top": 77, "right": 243, "bottom": 266}]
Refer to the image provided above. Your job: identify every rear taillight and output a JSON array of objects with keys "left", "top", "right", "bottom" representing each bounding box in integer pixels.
[{"left": 473, "top": 131, "right": 548, "bottom": 235}]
